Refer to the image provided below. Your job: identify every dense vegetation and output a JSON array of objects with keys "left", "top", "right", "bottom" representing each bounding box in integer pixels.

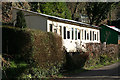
[
  {"left": 2, "top": 26, "right": 120, "bottom": 79},
  {"left": 2, "top": 26, "right": 65, "bottom": 79},
  {"left": 15, "top": 10, "right": 27, "bottom": 28},
  {"left": 2, "top": 2, "right": 120, "bottom": 79},
  {"left": 2, "top": 2, "right": 120, "bottom": 26},
  {"left": 29, "top": 2, "right": 72, "bottom": 19}
]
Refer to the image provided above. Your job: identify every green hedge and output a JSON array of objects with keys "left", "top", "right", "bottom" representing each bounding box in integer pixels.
[
  {"left": 2, "top": 26, "right": 65, "bottom": 78},
  {"left": 2, "top": 26, "right": 32, "bottom": 61}
]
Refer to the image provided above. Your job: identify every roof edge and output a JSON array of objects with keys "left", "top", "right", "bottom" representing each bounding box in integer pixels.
[
  {"left": 13, "top": 7, "right": 100, "bottom": 29},
  {"left": 101, "top": 24, "right": 120, "bottom": 33}
]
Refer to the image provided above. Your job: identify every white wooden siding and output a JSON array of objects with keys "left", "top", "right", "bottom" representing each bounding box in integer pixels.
[{"left": 47, "top": 20, "right": 100, "bottom": 52}]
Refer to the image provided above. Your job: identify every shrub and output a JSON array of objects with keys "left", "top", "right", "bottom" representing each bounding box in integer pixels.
[
  {"left": 84, "top": 43, "right": 119, "bottom": 69},
  {"left": 15, "top": 10, "right": 27, "bottom": 28},
  {"left": 64, "top": 52, "right": 89, "bottom": 70},
  {"left": 2, "top": 26, "right": 65, "bottom": 78},
  {"left": 2, "top": 26, "right": 32, "bottom": 61}
]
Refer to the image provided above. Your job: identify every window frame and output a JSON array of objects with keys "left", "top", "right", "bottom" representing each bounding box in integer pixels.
[
  {"left": 49, "top": 24, "right": 53, "bottom": 32},
  {"left": 85, "top": 30, "right": 86, "bottom": 40},
  {"left": 75, "top": 28, "right": 77, "bottom": 40},
  {"left": 72, "top": 28, "right": 74, "bottom": 40},
  {"left": 64, "top": 26, "right": 66, "bottom": 39}
]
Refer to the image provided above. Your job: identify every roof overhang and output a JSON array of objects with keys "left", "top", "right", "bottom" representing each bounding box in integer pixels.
[
  {"left": 13, "top": 7, "right": 101, "bottom": 29},
  {"left": 102, "top": 24, "right": 120, "bottom": 33}
]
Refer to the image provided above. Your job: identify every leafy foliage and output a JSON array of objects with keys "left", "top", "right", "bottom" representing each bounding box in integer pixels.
[
  {"left": 29, "top": 2, "right": 72, "bottom": 19},
  {"left": 2, "top": 2, "right": 12, "bottom": 23},
  {"left": 2, "top": 2, "right": 30, "bottom": 23},
  {"left": 2, "top": 26, "right": 65, "bottom": 79},
  {"left": 2, "top": 60, "right": 28, "bottom": 79},
  {"left": 84, "top": 43, "right": 119, "bottom": 69},
  {"left": 85, "top": 2, "right": 115, "bottom": 25},
  {"left": 15, "top": 10, "right": 27, "bottom": 28},
  {"left": 66, "top": 2, "right": 86, "bottom": 20},
  {"left": 29, "top": 2, "right": 38, "bottom": 12}
]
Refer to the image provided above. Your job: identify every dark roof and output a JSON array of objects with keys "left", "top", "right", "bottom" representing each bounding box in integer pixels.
[
  {"left": 102, "top": 24, "right": 120, "bottom": 33},
  {"left": 13, "top": 7, "right": 100, "bottom": 29}
]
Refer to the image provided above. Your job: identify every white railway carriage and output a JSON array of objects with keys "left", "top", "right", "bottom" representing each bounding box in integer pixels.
[{"left": 12, "top": 7, "right": 100, "bottom": 52}]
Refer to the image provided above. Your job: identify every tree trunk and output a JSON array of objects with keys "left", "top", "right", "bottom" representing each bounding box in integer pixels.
[{"left": 72, "top": 2, "right": 79, "bottom": 20}]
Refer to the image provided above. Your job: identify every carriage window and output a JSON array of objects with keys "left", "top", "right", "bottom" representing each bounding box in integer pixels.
[
  {"left": 60, "top": 26, "right": 62, "bottom": 35},
  {"left": 93, "top": 31, "right": 94, "bottom": 41},
  {"left": 67, "top": 31, "right": 70, "bottom": 39},
  {"left": 54, "top": 29, "right": 57, "bottom": 33},
  {"left": 64, "top": 27, "right": 66, "bottom": 39},
  {"left": 49, "top": 24, "right": 52, "bottom": 32},
  {"left": 78, "top": 30, "right": 80, "bottom": 39},
  {"left": 95, "top": 34, "right": 96, "bottom": 40},
  {"left": 85, "top": 30, "right": 86, "bottom": 40},
  {"left": 97, "top": 32, "right": 98, "bottom": 41},
  {"left": 75, "top": 28, "right": 77, "bottom": 40},
  {"left": 82, "top": 30, "right": 83, "bottom": 40},
  {"left": 72, "top": 28, "right": 74, "bottom": 40},
  {"left": 90, "top": 31, "right": 92, "bottom": 41},
  {"left": 87, "top": 33, "right": 89, "bottom": 40}
]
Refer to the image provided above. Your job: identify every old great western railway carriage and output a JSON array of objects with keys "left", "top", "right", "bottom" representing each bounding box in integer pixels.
[{"left": 12, "top": 7, "right": 100, "bottom": 52}]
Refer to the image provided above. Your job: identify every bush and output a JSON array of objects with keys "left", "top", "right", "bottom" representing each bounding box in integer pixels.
[
  {"left": 32, "top": 31, "right": 64, "bottom": 68},
  {"left": 2, "top": 26, "right": 32, "bottom": 61},
  {"left": 2, "top": 26, "right": 65, "bottom": 79},
  {"left": 84, "top": 43, "right": 119, "bottom": 69},
  {"left": 64, "top": 52, "right": 89, "bottom": 70}
]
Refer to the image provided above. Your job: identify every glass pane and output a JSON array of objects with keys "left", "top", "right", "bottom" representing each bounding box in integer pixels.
[
  {"left": 78, "top": 30, "right": 80, "bottom": 39},
  {"left": 90, "top": 31, "right": 92, "bottom": 41},
  {"left": 85, "top": 30, "right": 86, "bottom": 40},
  {"left": 49, "top": 24, "right": 52, "bottom": 32},
  {"left": 67, "top": 31, "right": 70, "bottom": 39},
  {"left": 54, "top": 29, "right": 57, "bottom": 33},
  {"left": 75, "top": 28, "right": 77, "bottom": 40},
  {"left": 72, "top": 28, "right": 74, "bottom": 40},
  {"left": 82, "top": 30, "right": 83, "bottom": 40},
  {"left": 60, "top": 26, "right": 62, "bottom": 35},
  {"left": 95, "top": 34, "right": 96, "bottom": 40},
  {"left": 87, "top": 33, "right": 89, "bottom": 40},
  {"left": 97, "top": 32, "right": 98, "bottom": 41},
  {"left": 64, "top": 27, "right": 66, "bottom": 39}
]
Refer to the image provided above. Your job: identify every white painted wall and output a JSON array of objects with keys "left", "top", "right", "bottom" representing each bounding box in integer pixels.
[
  {"left": 12, "top": 8, "right": 100, "bottom": 52},
  {"left": 47, "top": 20, "right": 100, "bottom": 52}
]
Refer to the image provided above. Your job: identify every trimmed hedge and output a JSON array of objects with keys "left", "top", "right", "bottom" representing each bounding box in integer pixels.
[
  {"left": 2, "top": 26, "right": 32, "bottom": 61},
  {"left": 2, "top": 26, "right": 65, "bottom": 78}
]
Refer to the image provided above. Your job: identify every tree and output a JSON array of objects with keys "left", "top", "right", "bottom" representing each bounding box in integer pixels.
[
  {"left": 85, "top": 2, "right": 114, "bottom": 25},
  {"left": 2, "top": 2, "right": 12, "bottom": 23},
  {"left": 29, "top": 2, "right": 38, "bottom": 12},
  {"left": 2, "top": 2, "right": 30, "bottom": 23},
  {"left": 40, "top": 2, "right": 72, "bottom": 19},
  {"left": 29, "top": 2, "right": 72, "bottom": 19},
  {"left": 15, "top": 10, "right": 27, "bottom": 28},
  {"left": 66, "top": 2, "right": 86, "bottom": 20}
]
